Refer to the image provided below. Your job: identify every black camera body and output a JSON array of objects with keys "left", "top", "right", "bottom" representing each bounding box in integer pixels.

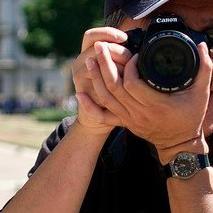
[{"left": 125, "top": 15, "right": 211, "bottom": 93}]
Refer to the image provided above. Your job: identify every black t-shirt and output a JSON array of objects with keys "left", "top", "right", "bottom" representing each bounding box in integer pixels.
[
  {"left": 29, "top": 117, "right": 171, "bottom": 213},
  {"left": 2, "top": 116, "right": 213, "bottom": 212}
]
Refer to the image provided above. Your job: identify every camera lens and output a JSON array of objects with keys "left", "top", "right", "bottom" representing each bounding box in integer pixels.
[
  {"left": 138, "top": 31, "right": 200, "bottom": 92},
  {"left": 152, "top": 38, "right": 186, "bottom": 77}
]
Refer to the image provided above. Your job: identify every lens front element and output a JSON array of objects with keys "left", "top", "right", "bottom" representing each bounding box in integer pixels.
[{"left": 138, "top": 31, "right": 200, "bottom": 92}]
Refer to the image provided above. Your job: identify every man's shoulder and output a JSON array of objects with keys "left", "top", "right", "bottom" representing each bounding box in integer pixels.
[
  {"left": 28, "top": 117, "right": 128, "bottom": 177},
  {"left": 28, "top": 116, "right": 77, "bottom": 177}
]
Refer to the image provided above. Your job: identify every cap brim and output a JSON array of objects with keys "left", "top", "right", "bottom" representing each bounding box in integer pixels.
[{"left": 122, "top": 0, "right": 170, "bottom": 20}]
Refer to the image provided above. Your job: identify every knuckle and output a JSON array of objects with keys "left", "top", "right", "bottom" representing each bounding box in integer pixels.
[
  {"left": 105, "top": 26, "right": 112, "bottom": 31},
  {"left": 107, "top": 80, "right": 122, "bottom": 93},
  {"left": 97, "top": 52, "right": 106, "bottom": 65},
  {"left": 205, "top": 62, "right": 212, "bottom": 71},
  {"left": 72, "top": 75, "right": 78, "bottom": 85},
  {"left": 104, "top": 27, "right": 116, "bottom": 40},
  {"left": 202, "top": 57, "right": 213, "bottom": 71},
  {"left": 208, "top": 60, "right": 213, "bottom": 70},
  {"left": 73, "top": 70, "right": 82, "bottom": 83},
  {"left": 106, "top": 81, "right": 118, "bottom": 92},
  {"left": 122, "top": 49, "right": 132, "bottom": 62},
  {"left": 70, "top": 62, "right": 75, "bottom": 75},
  {"left": 123, "top": 80, "right": 132, "bottom": 91},
  {"left": 84, "top": 28, "right": 93, "bottom": 39},
  {"left": 99, "top": 95, "right": 110, "bottom": 106},
  {"left": 71, "top": 56, "right": 82, "bottom": 73}
]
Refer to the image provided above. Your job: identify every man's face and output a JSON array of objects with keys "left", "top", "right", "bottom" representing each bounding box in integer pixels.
[{"left": 119, "top": 0, "right": 213, "bottom": 32}]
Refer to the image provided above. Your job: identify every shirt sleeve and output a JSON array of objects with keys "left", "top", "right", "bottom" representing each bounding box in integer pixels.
[{"left": 28, "top": 116, "right": 77, "bottom": 177}]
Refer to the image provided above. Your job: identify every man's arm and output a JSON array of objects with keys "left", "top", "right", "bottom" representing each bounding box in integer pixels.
[
  {"left": 157, "top": 136, "right": 213, "bottom": 213},
  {"left": 85, "top": 40, "right": 213, "bottom": 212},
  {"left": 2, "top": 27, "right": 128, "bottom": 213},
  {"left": 168, "top": 166, "right": 213, "bottom": 213},
  {"left": 3, "top": 120, "right": 109, "bottom": 213}
]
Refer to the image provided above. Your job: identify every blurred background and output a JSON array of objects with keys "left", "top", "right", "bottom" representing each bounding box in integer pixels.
[{"left": 0, "top": 0, "right": 103, "bottom": 208}]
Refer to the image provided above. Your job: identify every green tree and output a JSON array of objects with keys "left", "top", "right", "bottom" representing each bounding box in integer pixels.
[{"left": 22, "top": 0, "right": 103, "bottom": 58}]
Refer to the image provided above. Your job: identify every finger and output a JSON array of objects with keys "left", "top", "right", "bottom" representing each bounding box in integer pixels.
[
  {"left": 73, "top": 43, "right": 131, "bottom": 81},
  {"left": 94, "top": 42, "right": 140, "bottom": 109},
  {"left": 194, "top": 42, "right": 213, "bottom": 91},
  {"left": 116, "top": 63, "right": 125, "bottom": 77},
  {"left": 71, "top": 48, "right": 94, "bottom": 79},
  {"left": 86, "top": 62, "right": 124, "bottom": 80},
  {"left": 84, "top": 44, "right": 128, "bottom": 79},
  {"left": 123, "top": 54, "right": 163, "bottom": 105},
  {"left": 85, "top": 57, "right": 130, "bottom": 118},
  {"left": 81, "top": 27, "right": 127, "bottom": 52},
  {"left": 94, "top": 42, "right": 122, "bottom": 87},
  {"left": 106, "top": 43, "right": 132, "bottom": 66},
  {"left": 76, "top": 93, "right": 121, "bottom": 126}
]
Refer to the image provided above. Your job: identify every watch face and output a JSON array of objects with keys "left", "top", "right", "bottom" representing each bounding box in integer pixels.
[{"left": 173, "top": 153, "right": 200, "bottom": 178}]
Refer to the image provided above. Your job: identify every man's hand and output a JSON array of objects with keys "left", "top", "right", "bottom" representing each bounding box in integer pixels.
[
  {"left": 86, "top": 41, "right": 212, "bottom": 163},
  {"left": 203, "top": 48, "right": 213, "bottom": 136},
  {"left": 71, "top": 27, "right": 132, "bottom": 135},
  {"left": 72, "top": 27, "right": 130, "bottom": 106}
]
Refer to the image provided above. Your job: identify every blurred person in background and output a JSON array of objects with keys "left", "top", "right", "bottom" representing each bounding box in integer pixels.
[{"left": 1, "top": 0, "right": 213, "bottom": 212}]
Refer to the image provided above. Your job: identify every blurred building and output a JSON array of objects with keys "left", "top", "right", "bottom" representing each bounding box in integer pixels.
[{"left": 0, "top": 0, "right": 74, "bottom": 112}]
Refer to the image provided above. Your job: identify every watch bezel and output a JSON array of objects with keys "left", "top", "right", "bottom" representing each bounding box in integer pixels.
[{"left": 169, "top": 152, "right": 201, "bottom": 180}]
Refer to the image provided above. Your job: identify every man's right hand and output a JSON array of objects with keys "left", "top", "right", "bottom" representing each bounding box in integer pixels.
[
  {"left": 72, "top": 27, "right": 131, "bottom": 106},
  {"left": 71, "top": 27, "right": 131, "bottom": 135}
]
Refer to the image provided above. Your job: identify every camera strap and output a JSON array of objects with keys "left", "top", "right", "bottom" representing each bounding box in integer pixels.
[{"left": 207, "top": 29, "right": 213, "bottom": 49}]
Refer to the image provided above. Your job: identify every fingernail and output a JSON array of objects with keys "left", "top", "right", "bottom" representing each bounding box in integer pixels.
[
  {"left": 85, "top": 57, "right": 95, "bottom": 71},
  {"left": 198, "top": 42, "right": 208, "bottom": 53},
  {"left": 116, "top": 32, "right": 128, "bottom": 42},
  {"left": 94, "top": 42, "right": 104, "bottom": 55},
  {"left": 133, "top": 53, "right": 139, "bottom": 63}
]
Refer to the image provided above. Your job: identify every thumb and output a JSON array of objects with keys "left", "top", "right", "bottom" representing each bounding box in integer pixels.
[
  {"left": 124, "top": 54, "right": 139, "bottom": 82},
  {"left": 194, "top": 42, "right": 213, "bottom": 92}
]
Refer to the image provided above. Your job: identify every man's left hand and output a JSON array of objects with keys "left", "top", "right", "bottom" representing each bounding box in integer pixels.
[{"left": 86, "top": 41, "right": 212, "bottom": 160}]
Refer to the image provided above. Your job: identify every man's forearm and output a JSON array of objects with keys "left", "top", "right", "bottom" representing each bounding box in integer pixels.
[
  {"left": 168, "top": 167, "right": 213, "bottom": 213},
  {"left": 3, "top": 121, "right": 109, "bottom": 213},
  {"left": 158, "top": 138, "right": 213, "bottom": 213}
]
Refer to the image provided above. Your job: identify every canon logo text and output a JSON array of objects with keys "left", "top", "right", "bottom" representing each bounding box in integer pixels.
[{"left": 156, "top": 18, "right": 178, "bottom": 23}]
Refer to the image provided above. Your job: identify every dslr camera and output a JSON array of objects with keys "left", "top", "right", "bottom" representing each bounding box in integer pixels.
[{"left": 125, "top": 14, "right": 212, "bottom": 93}]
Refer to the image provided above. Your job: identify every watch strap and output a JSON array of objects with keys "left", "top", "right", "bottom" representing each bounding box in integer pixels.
[
  {"left": 164, "top": 163, "right": 172, "bottom": 178},
  {"left": 164, "top": 153, "right": 210, "bottom": 179},
  {"left": 197, "top": 154, "right": 210, "bottom": 169}
]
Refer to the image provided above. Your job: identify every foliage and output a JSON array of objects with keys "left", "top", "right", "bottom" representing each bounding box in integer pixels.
[
  {"left": 22, "top": 0, "right": 104, "bottom": 58},
  {"left": 32, "top": 107, "right": 76, "bottom": 122}
]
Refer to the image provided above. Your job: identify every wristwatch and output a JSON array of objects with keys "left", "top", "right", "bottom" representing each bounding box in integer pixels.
[{"left": 164, "top": 152, "right": 210, "bottom": 179}]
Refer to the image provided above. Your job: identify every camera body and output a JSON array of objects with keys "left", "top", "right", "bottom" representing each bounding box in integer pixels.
[{"left": 125, "top": 15, "right": 211, "bottom": 93}]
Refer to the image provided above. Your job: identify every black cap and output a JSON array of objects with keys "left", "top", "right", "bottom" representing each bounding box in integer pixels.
[{"left": 104, "top": 0, "right": 170, "bottom": 19}]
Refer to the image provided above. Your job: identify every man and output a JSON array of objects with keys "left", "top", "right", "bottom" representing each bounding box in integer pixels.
[{"left": 1, "top": 0, "right": 213, "bottom": 212}]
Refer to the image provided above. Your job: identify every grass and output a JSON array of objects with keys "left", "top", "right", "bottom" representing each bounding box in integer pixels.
[
  {"left": 32, "top": 108, "right": 73, "bottom": 122},
  {"left": 0, "top": 114, "right": 59, "bottom": 149}
]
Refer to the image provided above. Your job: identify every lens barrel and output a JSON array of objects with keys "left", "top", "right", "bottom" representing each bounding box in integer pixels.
[{"left": 138, "top": 31, "right": 200, "bottom": 93}]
